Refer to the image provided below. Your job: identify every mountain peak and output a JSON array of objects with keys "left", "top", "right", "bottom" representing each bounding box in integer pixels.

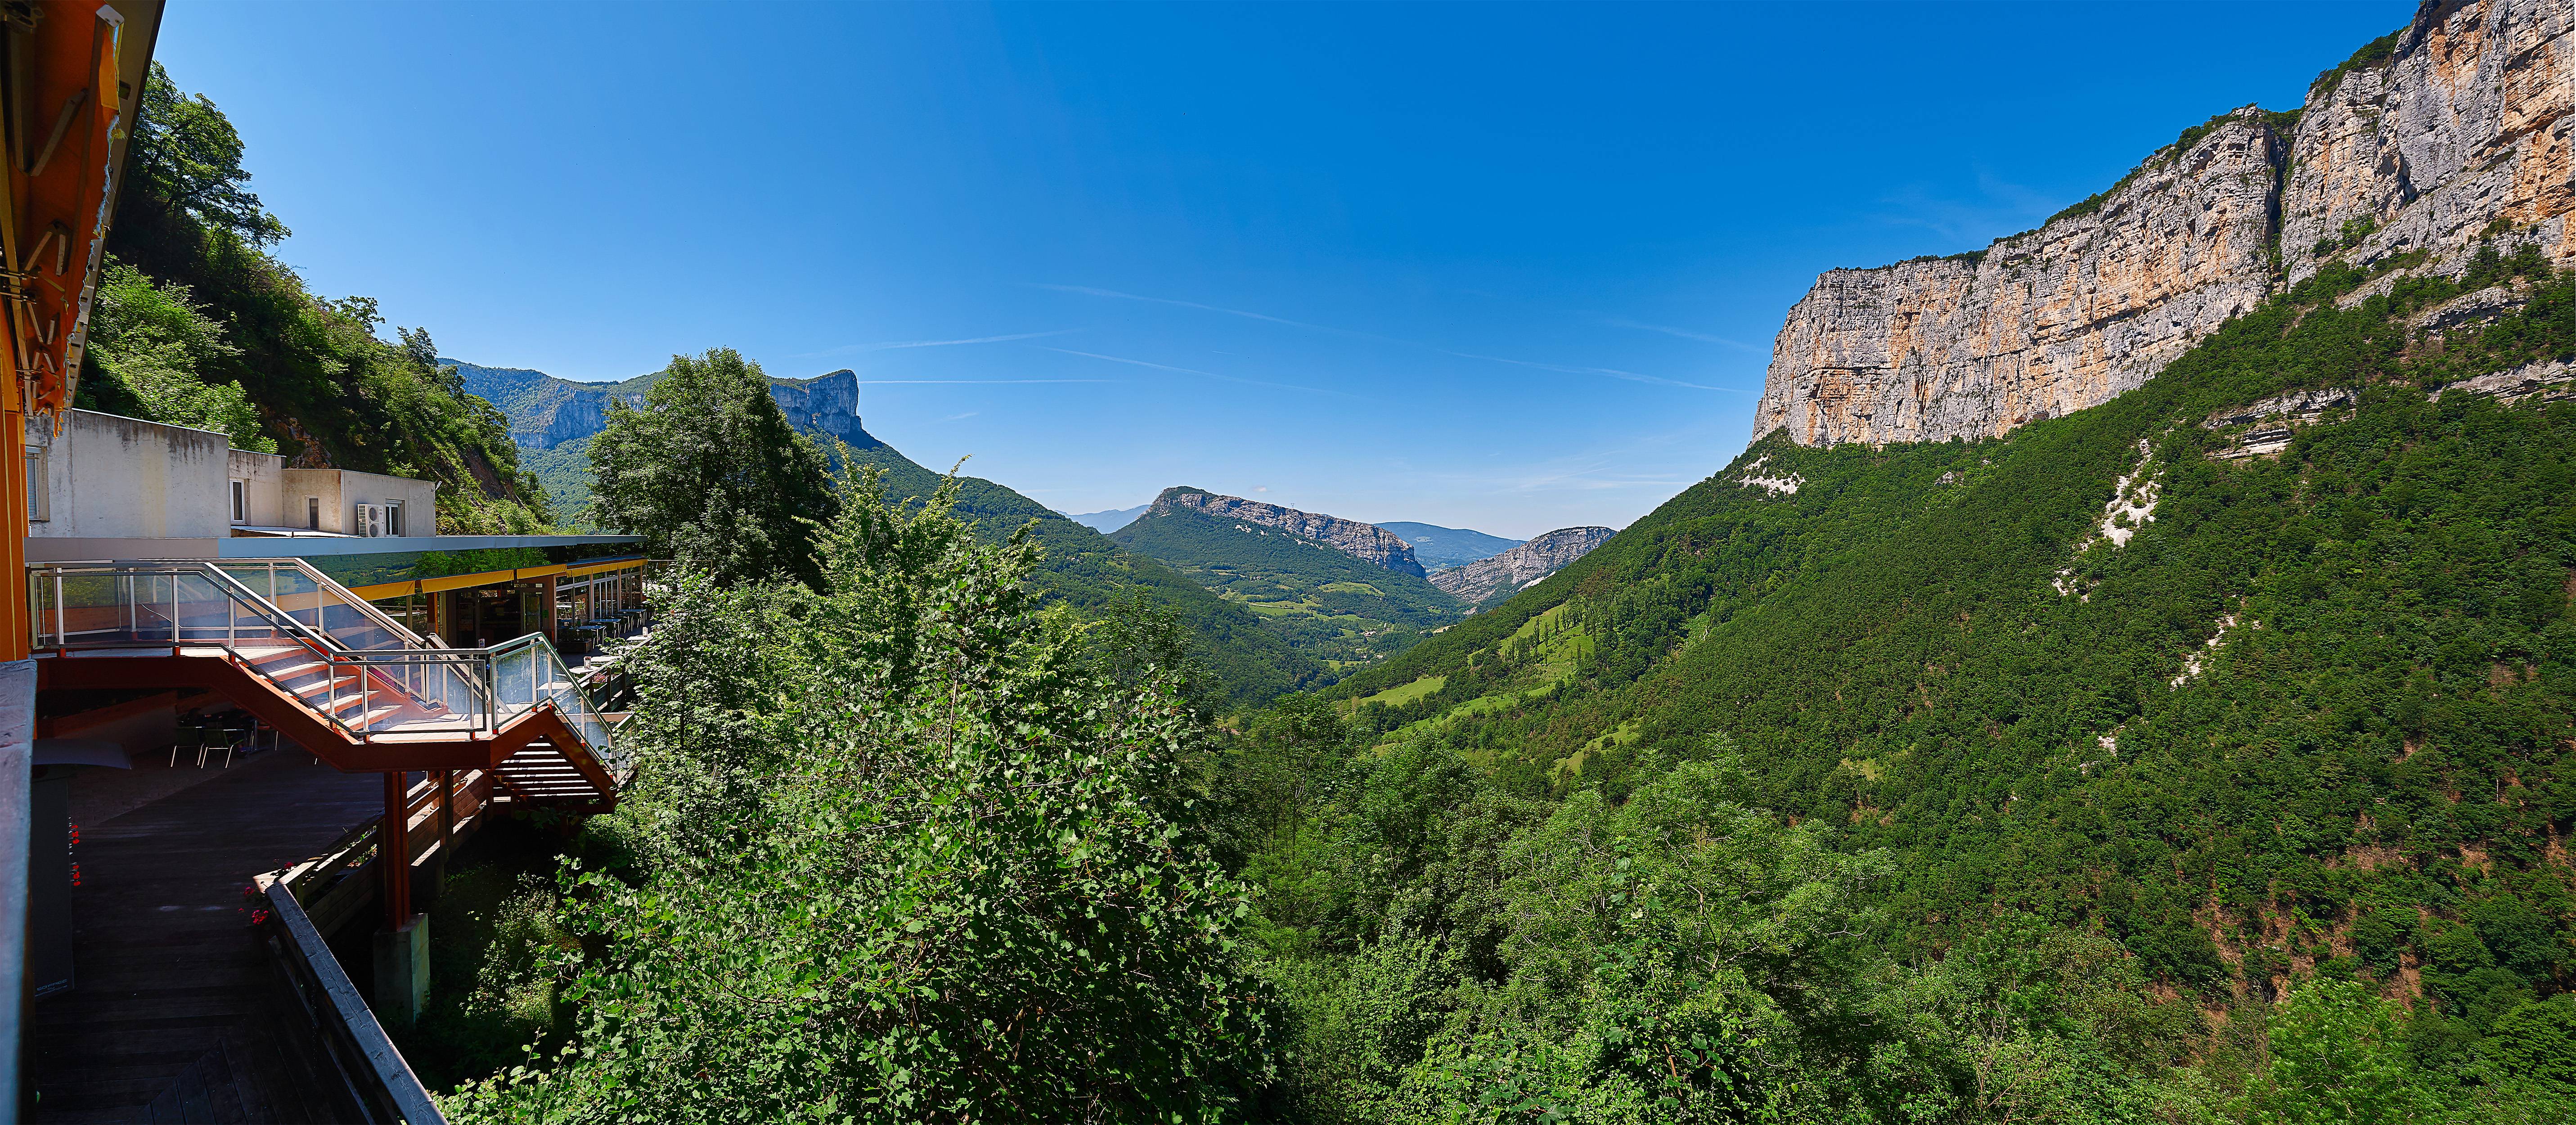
[
  {"left": 1426, "top": 526, "right": 1615, "bottom": 606},
  {"left": 1147, "top": 488, "right": 1424, "bottom": 576}
]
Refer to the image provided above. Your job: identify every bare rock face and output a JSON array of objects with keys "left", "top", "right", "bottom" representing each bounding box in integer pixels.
[
  {"left": 1751, "top": 111, "right": 2286, "bottom": 448},
  {"left": 2283, "top": 0, "right": 2573, "bottom": 286},
  {"left": 1752, "top": 0, "right": 2573, "bottom": 450},
  {"left": 1428, "top": 526, "right": 1616, "bottom": 606},
  {"left": 769, "top": 369, "right": 868, "bottom": 447},
  {"left": 1150, "top": 487, "right": 1426, "bottom": 576}
]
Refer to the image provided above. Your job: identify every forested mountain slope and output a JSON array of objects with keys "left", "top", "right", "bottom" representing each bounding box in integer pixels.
[
  {"left": 829, "top": 425, "right": 1325, "bottom": 705},
  {"left": 82, "top": 66, "right": 549, "bottom": 533},
  {"left": 1305, "top": 241, "right": 2573, "bottom": 1059},
  {"left": 1114, "top": 501, "right": 1465, "bottom": 667}
]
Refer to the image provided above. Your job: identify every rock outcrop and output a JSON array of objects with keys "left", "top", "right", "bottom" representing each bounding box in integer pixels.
[
  {"left": 1148, "top": 487, "right": 1425, "bottom": 576},
  {"left": 2282, "top": 0, "right": 2573, "bottom": 287},
  {"left": 769, "top": 370, "right": 868, "bottom": 447},
  {"left": 454, "top": 360, "right": 870, "bottom": 451},
  {"left": 1428, "top": 526, "right": 1615, "bottom": 606},
  {"left": 1752, "top": 0, "right": 2571, "bottom": 449}
]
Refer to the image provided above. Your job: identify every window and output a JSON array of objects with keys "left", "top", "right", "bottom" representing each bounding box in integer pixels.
[
  {"left": 385, "top": 501, "right": 404, "bottom": 537},
  {"left": 25, "top": 446, "right": 46, "bottom": 523},
  {"left": 306, "top": 496, "right": 319, "bottom": 530},
  {"left": 230, "top": 480, "right": 247, "bottom": 524}
]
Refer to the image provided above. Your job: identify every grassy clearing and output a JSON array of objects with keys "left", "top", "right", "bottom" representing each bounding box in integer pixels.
[{"left": 1346, "top": 674, "right": 1446, "bottom": 711}]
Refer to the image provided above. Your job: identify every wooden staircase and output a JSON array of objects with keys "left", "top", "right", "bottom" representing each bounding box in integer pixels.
[{"left": 31, "top": 560, "right": 628, "bottom": 809}]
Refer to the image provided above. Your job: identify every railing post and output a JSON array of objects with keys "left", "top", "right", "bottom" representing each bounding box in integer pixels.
[{"left": 52, "top": 573, "right": 64, "bottom": 649}]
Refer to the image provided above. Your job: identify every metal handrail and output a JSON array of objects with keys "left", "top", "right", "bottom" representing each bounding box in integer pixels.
[
  {"left": 27, "top": 560, "right": 616, "bottom": 761},
  {"left": 214, "top": 558, "right": 432, "bottom": 649}
]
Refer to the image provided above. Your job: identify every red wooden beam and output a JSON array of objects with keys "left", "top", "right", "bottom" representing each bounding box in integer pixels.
[{"left": 380, "top": 770, "right": 410, "bottom": 930}]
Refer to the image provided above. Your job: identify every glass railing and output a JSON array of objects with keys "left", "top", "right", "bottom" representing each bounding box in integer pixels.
[
  {"left": 29, "top": 561, "right": 616, "bottom": 767},
  {"left": 490, "top": 633, "right": 623, "bottom": 777}
]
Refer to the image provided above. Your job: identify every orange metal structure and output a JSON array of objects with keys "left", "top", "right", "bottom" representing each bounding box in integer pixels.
[{"left": 0, "top": 0, "right": 164, "bottom": 658}]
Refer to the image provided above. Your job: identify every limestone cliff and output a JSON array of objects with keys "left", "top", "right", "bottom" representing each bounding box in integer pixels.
[
  {"left": 1428, "top": 526, "right": 1616, "bottom": 606},
  {"left": 1752, "top": 0, "right": 2571, "bottom": 448},
  {"left": 1148, "top": 487, "right": 1426, "bottom": 576},
  {"left": 454, "top": 360, "right": 868, "bottom": 452},
  {"left": 2280, "top": 0, "right": 2572, "bottom": 284},
  {"left": 770, "top": 370, "right": 869, "bottom": 447}
]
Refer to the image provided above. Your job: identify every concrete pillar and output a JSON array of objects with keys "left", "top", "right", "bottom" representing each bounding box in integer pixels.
[
  {"left": 371, "top": 915, "right": 430, "bottom": 1026},
  {"left": 0, "top": 660, "right": 32, "bottom": 1116}
]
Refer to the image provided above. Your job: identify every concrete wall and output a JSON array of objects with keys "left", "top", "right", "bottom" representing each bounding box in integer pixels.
[
  {"left": 227, "top": 450, "right": 286, "bottom": 527},
  {"left": 281, "top": 468, "right": 436, "bottom": 536},
  {"left": 279, "top": 468, "right": 341, "bottom": 532},
  {"left": 342, "top": 469, "right": 437, "bottom": 536},
  {"left": 29, "top": 410, "right": 443, "bottom": 542},
  {"left": 29, "top": 411, "right": 229, "bottom": 539}
]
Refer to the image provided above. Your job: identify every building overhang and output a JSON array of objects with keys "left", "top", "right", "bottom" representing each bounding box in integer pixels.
[{"left": 217, "top": 535, "right": 642, "bottom": 558}]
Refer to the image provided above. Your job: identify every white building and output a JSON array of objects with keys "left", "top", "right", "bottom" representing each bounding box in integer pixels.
[{"left": 26, "top": 410, "right": 439, "bottom": 558}]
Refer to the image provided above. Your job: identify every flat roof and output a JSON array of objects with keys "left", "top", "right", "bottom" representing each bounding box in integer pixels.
[{"left": 217, "top": 534, "right": 640, "bottom": 558}]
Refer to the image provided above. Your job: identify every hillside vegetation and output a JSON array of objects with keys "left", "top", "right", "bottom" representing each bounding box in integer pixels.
[
  {"left": 1221, "top": 239, "right": 2576, "bottom": 1116},
  {"left": 84, "top": 65, "right": 548, "bottom": 532},
  {"left": 1115, "top": 503, "right": 1467, "bottom": 668},
  {"left": 826, "top": 423, "right": 1325, "bottom": 704}
]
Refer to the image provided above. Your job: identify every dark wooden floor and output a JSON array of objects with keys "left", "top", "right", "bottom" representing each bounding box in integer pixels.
[{"left": 29, "top": 749, "right": 382, "bottom": 1123}]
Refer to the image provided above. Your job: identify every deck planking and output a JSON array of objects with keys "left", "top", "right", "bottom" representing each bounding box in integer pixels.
[{"left": 29, "top": 747, "right": 383, "bottom": 1123}]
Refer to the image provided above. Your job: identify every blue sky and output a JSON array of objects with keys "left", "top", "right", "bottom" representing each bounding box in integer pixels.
[{"left": 158, "top": 1, "right": 2411, "bottom": 538}]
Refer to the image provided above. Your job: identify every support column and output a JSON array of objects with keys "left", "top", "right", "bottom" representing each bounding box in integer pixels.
[
  {"left": 0, "top": 660, "right": 34, "bottom": 1116},
  {"left": 371, "top": 771, "right": 427, "bottom": 1024},
  {"left": 380, "top": 770, "right": 409, "bottom": 930},
  {"left": 432, "top": 769, "right": 453, "bottom": 900}
]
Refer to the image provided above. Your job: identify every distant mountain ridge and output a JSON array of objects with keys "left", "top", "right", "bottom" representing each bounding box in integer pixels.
[
  {"left": 448, "top": 358, "right": 872, "bottom": 452},
  {"left": 450, "top": 359, "right": 877, "bottom": 525},
  {"left": 1379, "top": 521, "right": 1522, "bottom": 570},
  {"left": 1427, "top": 526, "right": 1616, "bottom": 607},
  {"left": 1112, "top": 498, "right": 1464, "bottom": 667},
  {"left": 1147, "top": 487, "right": 1425, "bottom": 576},
  {"left": 1065, "top": 504, "right": 1147, "bottom": 533}
]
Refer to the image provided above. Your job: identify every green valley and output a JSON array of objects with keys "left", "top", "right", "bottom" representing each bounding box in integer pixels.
[{"left": 1113, "top": 498, "right": 1467, "bottom": 667}]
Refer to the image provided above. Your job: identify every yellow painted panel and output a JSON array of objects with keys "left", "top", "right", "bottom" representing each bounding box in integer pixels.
[
  {"left": 514, "top": 563, "right": 569, "bottom": 580},
  {"left": 419, "top": 568, "right": 518, "bottom": 595},
  {"left": 347, "top": 580, "right": 416, "bottom": 601},
  {"left": 562, "top": 558, "right": 647, "bottom": 579}
]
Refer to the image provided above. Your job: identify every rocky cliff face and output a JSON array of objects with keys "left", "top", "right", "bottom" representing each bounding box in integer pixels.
[
  {"left": 2281, "top": 0, "right": 2572, "bottom": 285},
  {"left": 1752, "top": 0, "right": 2571, "bottom": 449},
  {"left": 1428, "top": 526, "right": 1616, "bottom": 606},
  {"left": 454, "top": 360, "right": 869, "bottom": 451},
  {"left": 770, "top": 370, "right": 868, "bottom": 447},
  {"left": 1149, "top": 487, "right": 1426, "bottom": 576}
]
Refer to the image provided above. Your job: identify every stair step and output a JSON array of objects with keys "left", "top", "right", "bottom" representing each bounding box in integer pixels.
[
  {"left": 258, "top": 659, "right": 329, "bottom": 681},
  {"left": 314, "top": 689, "right": 375, "bottom": 716},
  {"left": 285, "top": 676, "right": 361, "bottom": 701}
]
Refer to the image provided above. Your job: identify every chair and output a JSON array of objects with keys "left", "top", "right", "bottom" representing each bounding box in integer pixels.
[
  {"left": 214, "top": 717, "right": 257, "bottom": 768},
  {"left": 169, "top": 718, "right": 207, "bottom": 768}
]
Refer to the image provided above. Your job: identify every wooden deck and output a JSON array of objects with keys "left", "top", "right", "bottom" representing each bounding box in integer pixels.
[{"left": 28, "top": 749, "right": 382, "bottom": 1123}]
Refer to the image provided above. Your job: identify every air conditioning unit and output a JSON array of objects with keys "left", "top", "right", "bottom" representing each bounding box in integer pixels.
[{"left": 356, "top": 503, "right": 387, "bottom": 537}]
